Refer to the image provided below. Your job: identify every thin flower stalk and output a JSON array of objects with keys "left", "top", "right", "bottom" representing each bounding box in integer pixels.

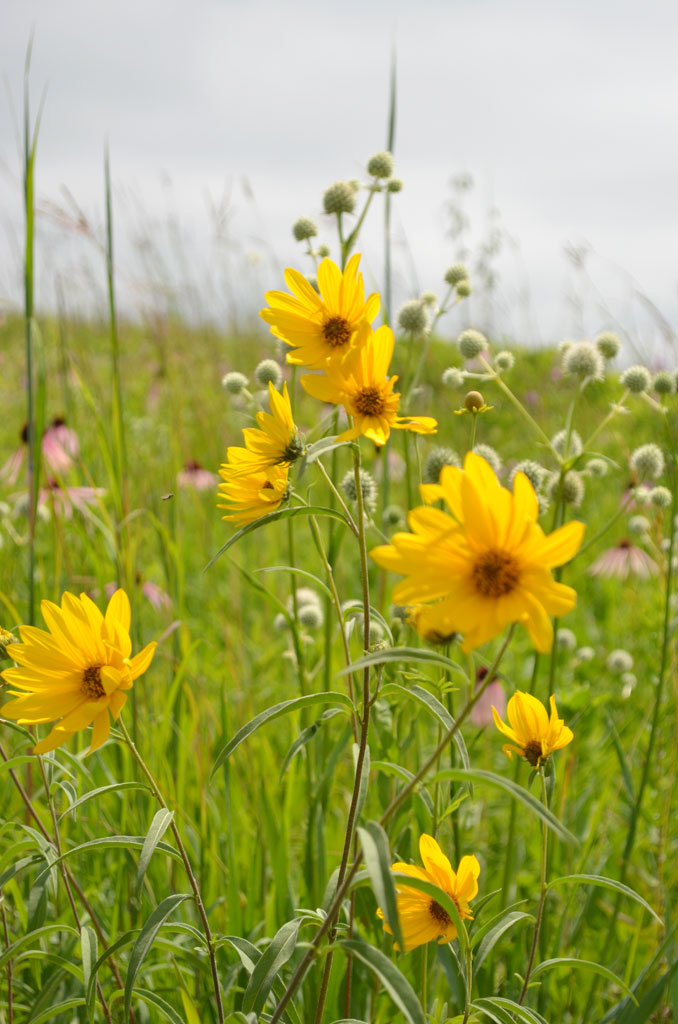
[
  {"left": 270, "top": 626, "right": 516, "bottom": 1024},
  {"left": 519, "top": 769, "right": 549, "bottom": 1004},
  {"left": 478, "top": 355, "right": 562, "bottom": 464},
  {"left": 117, "top": 718, "right": 225, "bottom": 1024}
]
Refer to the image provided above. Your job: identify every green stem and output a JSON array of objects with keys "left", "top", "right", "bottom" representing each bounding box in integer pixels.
[
  {"left": 23, "top": 56, "right": 37, "bottom": 627},
  {"left": 519, "top": 769, "right": 549, "bottom": 1004},
  {"left": 270, "top": 626, "right": 516, "bottom": 1024},
  {"left": 313, "top": 439, "right": 372, "bottom": 1024},
  {"left": 0, "top": 896, "right": 12, "bottom": 1024},
  {"left": 118, "top": 718, "right": 225, "bottom": 1024},
  {"left": 580, "top": 389, "right": 629, "bottom": 453},
  {"left": 461, "top": 939, "right": 473, "bottom": 1024},
  {"left": 478, "top": 356, "right": 562, "bottom": 464},
  {"left": 343, "top": 186, "right": 378, "bottom": 261}
]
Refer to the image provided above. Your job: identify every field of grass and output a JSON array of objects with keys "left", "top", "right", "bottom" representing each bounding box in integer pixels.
[{"left": 1, "top": 282, "right": 677, "bottom": 1024}]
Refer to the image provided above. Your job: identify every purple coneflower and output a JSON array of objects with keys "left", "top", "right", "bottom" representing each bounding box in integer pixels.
[
  {"left": 38, "top": 479, "right": 105, "bottom": 519},
  {"left": 588, "top": 538, "right": 658, "bottom": 580},
  {"left": 177, "top": 459, "right": 219, "bottom": 491},
  {"left": 1, "top": 418, "right": 80, "bottom": 485},
  {"left": 471, "top": 666, "right": 506, "bottom": 728}
]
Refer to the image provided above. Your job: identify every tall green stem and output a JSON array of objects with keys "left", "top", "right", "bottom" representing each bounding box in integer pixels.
[
  {"left": 519, "top": 770, "right": 549, "bottom": 1004},
  {"left": 118, "top": 718, "right": 225, "bottom": 1024}
]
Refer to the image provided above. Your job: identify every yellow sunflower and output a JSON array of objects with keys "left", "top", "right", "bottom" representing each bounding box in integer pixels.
[
  {"left": 301, "top": 323, "right": 437, "bottom": 445},
  {"left": 260, "top": 254, "right": 380, "bottom": 369},
  {"left": 217, "top": 461, "right": 290, "bottom": 525},
  {"left": 370, "top": 452, "right": 585, "bottom": 653},
  {"left": 226, "top": 382, "right": 302, "bottom": 476},
  {"left": 493, "top": 690, "right": 573, "bottom": 768},
  {"left": 1, "top": 590, "right": 156, "bottom": 754},
  {"left": 377, "top": 833, "right": 480, "bottom": 951}
]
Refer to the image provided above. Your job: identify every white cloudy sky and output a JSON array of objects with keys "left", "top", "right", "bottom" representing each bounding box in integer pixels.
[{"left": 2, "top": 0, "right": 678, "bottom": 354}]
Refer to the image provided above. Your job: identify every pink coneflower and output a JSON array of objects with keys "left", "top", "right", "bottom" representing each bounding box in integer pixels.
[
  {"left": 101, "top": 577, "right": 171, "bottom": 611},
  {"left": 177, "top": 459, "right": 219, "bottom": 491},
  {"left": 42, "top": 417, "right": 79, "bottom": 473},
  {"left": 1, "top": 418, "right": 80, "bottom": 485},
  {"left": 588, "top": 539, "right": 658, "bottom": 580},
  {"left": 471, "top": 666, "right": 506, "bottom": 728},
  {"left": 38, "top": 478, "right": 105, "bottom": 519}
]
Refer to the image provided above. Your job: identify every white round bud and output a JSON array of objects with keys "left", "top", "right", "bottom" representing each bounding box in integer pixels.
[
  {"left": 222, "top": 371, "right": 249, "bottom": 395},
  {"left": 442, "top": 366, "right": 465, "bottom": 389},
  {"left": 397, "top": 300, "right": 430, "bottom": 336},
  {"left": 577, "top": 646, "right": 595, "bottom": 662},
  {"left": 621, "top": 365, "right": 651, "bottom": 394},
  {"left": 421, "top": 291, "right": 438, "bottom": 307},
  {"left": 510, "top": 460, "right": 546, "bottom": 492},
  {"left": 563, "top": 342, "right": 604, "bottom": 379},
  {"left": 317, "top": 244, "right": 331, "bottom": 258},
  {"left": 458, "top": 329, "right": 487, "bottom": 359},
  {"left": 548, "top": 470, "right": 585, "bottom": 507},
  {"left": 628, "top": 514, "right": 650, "bottom": 535},
  {"left": 444, "top": 263, "right": 469, "bottom": 287},
  {"left": 552, "top": 429, "right": 583, "bottom": 459},
  {"left": 653, "top": 370, "right": 676, "bottom": 395},
  {"left": 456, "top": 280, "right": 472, "bottom": 298},
  {"left": 292, "top": 217, "right": 318, "bottom": 242},
  {"left": 386, "top": 178, "right": 403, "bottom": 193},
  {"left": 423, "top": 447, "right": 460, "bottom": 484},
  {"left": 323, "top": 181, "right": 356, "bottom": 215},
  {"left": 341, "top": 468, "right": 378, "bottom": 513},
  {"left": 556, "top": 628, "right": 577, "bottom": 651},
  {"left": 366, "top": 150, "right": 395, "bottom": 179},
  {"left": 254, "top": 359, "right": 283, "bottom": 389},
  {"left": 473, "top": 444, "right": 502, "bottom": 475},
  {"left": 630, "top": 443, "right": 664, "bottom": 480},
  {"left": 298, "top": 604, "right": 324, "bottom": 629},
  {"left": 586, "top": 458, "right": 608, "bottom": 478},
  {"left": 606, "top": 649, "right": 634, "bottom": 674},
  {"left": 595, "top": 332, "right": 621, "bottom": 360},
  {"left": 649, "top": 485, "right": 672, "bottom": 508},
  {"left": 494, "top": 350, "right": 514, "bottom": 372}
]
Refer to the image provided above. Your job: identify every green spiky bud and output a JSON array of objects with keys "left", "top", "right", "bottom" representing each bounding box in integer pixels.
[
  {"left": 292, "top": 217, "right": 318, "bottom": 241},
  {"left": 366, "top": 150, "right": 395, "bottom": 179},
  {"left": 323, "top": 181, "right": 356, "bottom": 215}
]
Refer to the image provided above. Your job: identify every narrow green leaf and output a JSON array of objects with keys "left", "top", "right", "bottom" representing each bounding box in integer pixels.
[
  {"left": 26, "top": 999, "right": 87, "bottom": 1024},
  {"left": 242, "top": 918, "right": 301, "bottom": 1015},
  {"left": 57, "top": 782, "right": 150, "bottom": 822},
  {"left": 124, "top": 894, "right": 191, "bottom": 1019},
  {"left": 279, "top": 709, "right": 344, "bottom": 780},
  {"left": 0, "top": 755, "right": 37, "bottom": 775},
  {"left": 530, "top": 958, "right": 637, "bottom": 1002},
  {"left": 204, "top": 505, "right": 351, "bottom": 570},
  {"left": 389, "top": 683, "right": 472, "bottom": 782},
  {"left": 211, "top": 692, "right": 354, "bottom": 778},
  {"left": 545, "top": 873, "right": 662, "bottom": 925},
  {"left": 473, "top": 911, "right": 533, "bottom": 971},
  {"left": 432, "top": 769, "right": 578, "bottom": 845},
  {"left": 255, "top": 564, "right": 333, "bottom": 599},
  {"left": 371, "top": 760, "right": 435, "bottom": 816},
  {"left": 357, "top": 821, "right": 404, "bottom": 952},
  {"left": 132, "top": 987, "right": 187, "bottom": 1024},
  {"left": 86, "top": 929, "right": 139, "bottom": 1006},
  {"left": 616, "top": 958, "right": 678, "bottom": 1024},
  {"left": 0, "top": 923, "right": 79, "bottom": 968},
  {"left": 336, "top": 646, "right": 467, "bottom": 680},
  {"left": 35, "top": 835, "right": 182, "bottom": 885},
  {"left": 338, "top": 937, "right": 425, "bottom": 1024},
  {"left": 136, "top": 809, "right": 174, "bottom": 897},
  {"left": 80, "top": 925, "right": 98, "bottom": 1023},
  {"left": 353, "top": 742, "right": 371, "bottom": 823},
  {"left": 473, "top": 996, "right": 548, "bottom": 1024},
  {"left": 297, "top": 435, "right": 354, "bottom": 475}
]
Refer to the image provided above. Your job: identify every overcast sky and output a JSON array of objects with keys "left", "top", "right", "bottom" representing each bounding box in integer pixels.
[{"left": 2, "top": 0, "right": 678, "bottom": 354}]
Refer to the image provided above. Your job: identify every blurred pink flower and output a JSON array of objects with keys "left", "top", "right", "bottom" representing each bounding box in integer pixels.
[
  {"left": 142, "top": 581, "right": 172, "bottom": 610},
  {"left": 1, "top": 417, "right": 80, "bottom": 485},
  {"left": 588, "top": 539, "right": 658, "bottom": 580},
  {"left": 177, "top": 459, "right": 219, "bottom": 490},
  {"left": 38, "top": 479, "right": 104, "bottom": 519},
  {"left": 471, "top": 666, "right": 506, "bottom": 728}
]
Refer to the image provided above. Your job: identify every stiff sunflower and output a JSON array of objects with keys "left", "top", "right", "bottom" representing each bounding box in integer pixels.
[
  {"left": 1, "top": 590, "right": 156, "bottom": 754},
  {"left": 371, "top": 452, "right": 585, "bottom": 652},
  {"left": 493, "top": 690, "right": 573, "bottom": 767},
  {"left": 260, "top": 254, "right": 380, "bottom": 369},
  {"left": 301, "top": 323, "right": 437, "bottom": 445},
  {"left": 217, "top": 461, "right": 290, "bottom": 525},
  {"left": 226, "top": 382, "right": 303, "bottom": 476},
  {"left": 377, "top": 833, "right": 480, "bottom": 951}
]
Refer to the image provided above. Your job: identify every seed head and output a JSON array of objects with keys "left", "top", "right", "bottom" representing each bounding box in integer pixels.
[
  {"left": 577, "top": 646, "right": 595, "bottom": 662},
  {"left": 421, "top": 290, "right": 438, "bottom": 307},
  {"left": 556, "top": 628, "right": 577, "bottom": 651},
  {"left": 494, "top": 350, "right": 514, "bottom": 372},
  {"left": 367, "top": 150, "right": 395, "bottom": 179},
  {"left": 562, "top": 342, "right": 604, "bottom": 380},
  {"left": 383, "top": 504, "right": 404, "bottom": 527},
  {"left": 386, "top": 178, "right": 403, "bottom": 193},
  {"left": 222, "top": 371, "right": 249, "bottom": 395},
  {"left": 653, "top": 370, "right": 676, "bottom": 395},
  {"left": 397, "top": 299, "right": 430, "bottom": 336},
  {"left": 548, "top": 470, "right": 585, "bottom": 507},
  {"left": 621, "top": 672, "right": 637, "bottom": 698},
  {"left": 458, "top": 329, "right": 487, "bottom": 360},
  {"left": 456, "top": 280, "right": 472, "bottom": 297},
  {"left": 630, "top": 443, "right": 664, "bottom": 480},
  {"left": 473, "top": 444, "right": 502, "bottom": 475},
  {"left": 606, "top": 648, "right": 634, "bottom": 674},
  {"left": 288, "top": 587, "right": 322, "bottom": 611},
  {"left": 649, "top": 485, "right": 672, "bottom": 508},
  {"left": 254, "top": 359, "right": 283, "bottom": 389},
  {"left": 341, "top": 468, "right": 378, "bottom": 513},
  {"left": 585, "top": 458, "right": 608, "bottom": 478},
  {"left": 626, "top": 515, "right": 649, "bottom": 538},
  {"left": 595, "top": 331, "right": 621, "bottom": 360},
  {"left": 442, "top": 366, "right": 465, "bottom": 389},
  {"left": 298, "top": 604, "right": 324, "bottom": 629},
  {"left": 323, "top": 181, "right": 357, "bottom": 216},
  {"left": 423, "top": 446, "right": 461, "bottom": 484},
  {"left": 317, "top": 244, "right": 330, "bottom": 258},
  {"left": 273, "top": 613, "right": 288, "bottom": 632},
  {"left": 444, "top": 263, "right": 469, "bottom": 287},
  {"left": 552, "top": 429, "right": 583, "bottom": 459},
  {"left": 510, "top": 459, "right": 546, "bottom": 492},
  {"left": 292, "top": 217, "right": 318, "bottom": 242},
  {"left": 621, "top": 365, "right": 651, "bottom": 394}
]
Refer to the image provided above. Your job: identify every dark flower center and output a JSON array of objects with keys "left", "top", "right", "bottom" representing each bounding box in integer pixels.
[
  {"left": 322, "top": 316, "right": 351, "bottom": 347},
  {"left": 524, "top": 740, "right": 543, "bottom": 767},
  {"left": 81, "top": 665, "right": 105, "bottom": 699},
  {"left": 429, "top": 899, "right": 452, "bottom": 926},
  {"left": 472, "top": 550, "right": 520, "bottom": 597},
  {"left": 354, "top": 385, "right": 386, "bottom": 417}
]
